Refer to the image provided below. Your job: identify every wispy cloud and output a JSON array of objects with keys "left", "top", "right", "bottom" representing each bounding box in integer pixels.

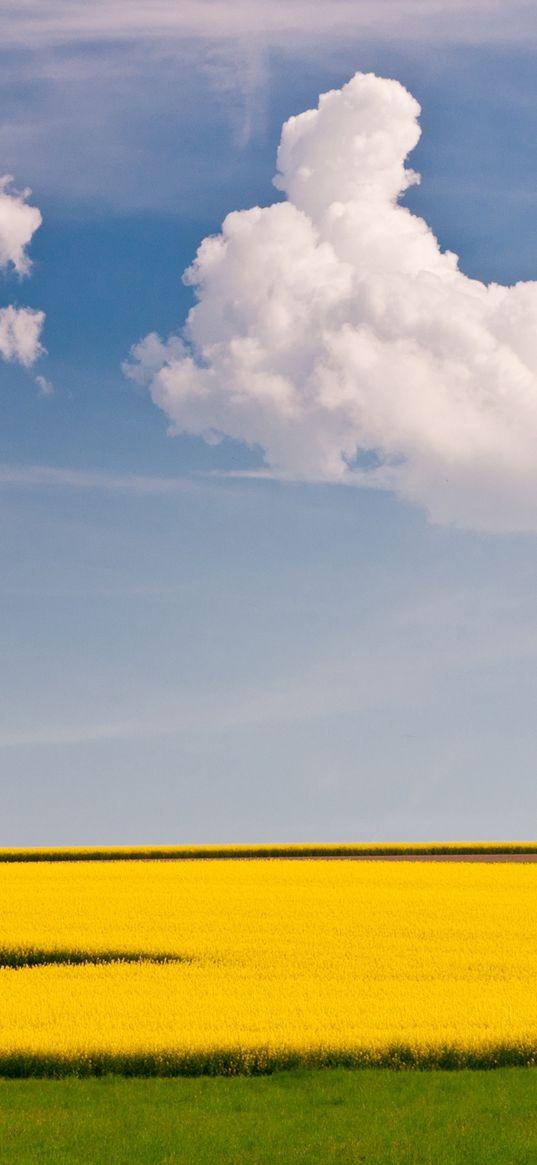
[
  {"left": 0, "top": 719, "right": 138, "bottom": 749},
  {"left": 34, "top": 374, "right": 54, "bottom": 396},
  {"left": 2, "top": 1, "right": 536, "bottom": 47},
  {"left": 5, "top": 579, "right": 537, "bottom": 750},
  {"left": 3, "top": 3, "right": 533, "bottom": 216},
  {"left": 0, "top": 463, "right": 197, "bottom": 494}
]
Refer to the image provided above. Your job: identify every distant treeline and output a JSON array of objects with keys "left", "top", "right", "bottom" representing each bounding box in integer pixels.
[{"left": 1, "top": 842, "right": 537, "bottom": 862}]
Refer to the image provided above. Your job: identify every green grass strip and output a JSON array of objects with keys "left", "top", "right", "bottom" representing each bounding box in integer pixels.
[
  {"left": 2, "top": 1069, "right": 537, "bottom": 1165},
  {"left": 1, "top": 841, "right": 537, "bottom": 861}
]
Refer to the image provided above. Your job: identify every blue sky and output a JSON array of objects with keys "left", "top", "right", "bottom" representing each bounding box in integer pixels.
[{"left": 2, "top": 1, "right": 537, "bottom": 844}]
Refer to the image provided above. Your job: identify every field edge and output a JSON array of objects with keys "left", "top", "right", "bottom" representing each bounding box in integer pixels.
[
  {"left": 2, "top": 841, "right": 537, "bottom": 862},
  {"left": 2, "top": 1043, "right": 537, "bottom": 1078}
]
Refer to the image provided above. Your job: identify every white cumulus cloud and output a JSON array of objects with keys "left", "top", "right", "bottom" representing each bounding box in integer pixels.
[
  {"left": 0, "top": 175, "right": 42, "bottom": 275},
  {"left": 125, "top": 72, "right": 537, "bottom": 532},
  {"left": 0, "top": 305, "right": 44, "bottom": 368},
  {"left": 0, "top": 176, "right": 44, "bottom": 368}
]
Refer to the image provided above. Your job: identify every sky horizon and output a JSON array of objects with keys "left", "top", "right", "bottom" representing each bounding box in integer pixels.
[{"left": 2, "top": 1, "right": 537, "bottom": 845}]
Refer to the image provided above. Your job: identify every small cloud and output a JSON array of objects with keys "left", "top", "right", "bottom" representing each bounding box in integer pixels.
[
  {"left": 35, "top": 373, "right": 53, "bottom": 396},
  {"left": 0, "top": 305, "right": 44, "bottom": 367},
  {"left": 0, "top": 176, "right": 45, "bottom": 369},
  {"left": 0, "top": 176, "right": 41, "bottom": 276}
]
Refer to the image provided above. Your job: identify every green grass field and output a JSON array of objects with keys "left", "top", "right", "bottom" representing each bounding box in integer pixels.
[{"left": 1, "top": 1068, "right": 537, "bottom": 1164}]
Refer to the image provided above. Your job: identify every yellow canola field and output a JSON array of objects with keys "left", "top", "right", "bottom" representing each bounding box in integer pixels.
[{"left": 1, "top": 858, "right": 537, "bottom": 1072}]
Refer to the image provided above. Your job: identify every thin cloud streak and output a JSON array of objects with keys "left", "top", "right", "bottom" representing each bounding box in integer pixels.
[
  {"left": 205, "top": 468, "right": 398, "bottom": 490},
  {"left": 0, "top": 464, "right": 199, "bottom": 494},
  {"left": 1, "top": 1, "right": 536, "bottom": 47}
]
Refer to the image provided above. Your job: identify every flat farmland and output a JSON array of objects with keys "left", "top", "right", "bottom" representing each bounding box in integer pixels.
[{"left": 2, "top": 854, "right": 537, "bottom": 1073}]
